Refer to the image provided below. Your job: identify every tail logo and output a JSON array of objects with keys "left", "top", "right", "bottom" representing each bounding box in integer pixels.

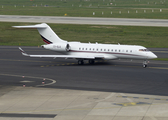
[{"left": 40, "top": 35, "right": 52, "bottom": 44}]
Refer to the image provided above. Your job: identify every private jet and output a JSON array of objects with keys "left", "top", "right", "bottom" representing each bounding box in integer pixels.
[{"left": 13, "top": 23, "right": 157, "bottom": 68}]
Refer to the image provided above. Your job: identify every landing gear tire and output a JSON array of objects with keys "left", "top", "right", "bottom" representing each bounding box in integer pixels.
[
  {"left": 89, "top": 60, "right": 95, "bottom": 64},
  {"left": 78, "top": 60, "right": 84, "bottom": 65},
  {"left": 143, "top": 60, "right": 148, "bottom": 68},
  {"left": 143, "top": 64, "right": 147, "bottom": 68}
]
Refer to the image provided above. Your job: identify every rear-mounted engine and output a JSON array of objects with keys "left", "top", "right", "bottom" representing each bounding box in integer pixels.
[{"left": 41, "top": 43, "right": 71, "bottom": 52}]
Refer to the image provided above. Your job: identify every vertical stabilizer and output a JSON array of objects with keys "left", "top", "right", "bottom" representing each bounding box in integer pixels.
[{"left": 13, "top": 23, "right": 67, "bottom": 44}]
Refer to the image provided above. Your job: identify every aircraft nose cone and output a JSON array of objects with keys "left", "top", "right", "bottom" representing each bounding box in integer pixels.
[
  {"left": 149, "top": 53, "right": 157, "bottom": 59},
  {"left": 153, "top": 54, "right": 157, "bottom": 59}
]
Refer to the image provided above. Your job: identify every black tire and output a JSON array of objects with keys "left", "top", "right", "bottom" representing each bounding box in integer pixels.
[
  {"left": 89, "top": 60, "right": 95, "bottom": 64},
  {"left": 78, "top": 60, "right": 84, "bottom": 65},
  {"left": 143, "top": 64, "right": 147, "bottom": 68}
]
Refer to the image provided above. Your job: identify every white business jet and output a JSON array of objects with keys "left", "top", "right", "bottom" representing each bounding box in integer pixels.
[{"left": 13, "top": 23, "right": 157, "bottom": 68}]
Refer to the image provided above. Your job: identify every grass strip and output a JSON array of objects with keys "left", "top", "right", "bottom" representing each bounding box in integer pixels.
[
  {"left": 0, "top": 22, "right": 168, "bottom": 48},
  {"left": 0, "top": 0, "right": 168, "bottom": 19}
]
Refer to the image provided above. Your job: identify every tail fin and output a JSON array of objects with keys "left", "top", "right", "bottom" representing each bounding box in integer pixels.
[{"left": 13, "top": 23, "right": 67, "bottom": 44}]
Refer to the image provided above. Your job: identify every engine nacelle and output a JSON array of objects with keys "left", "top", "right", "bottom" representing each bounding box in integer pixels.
[{"left": 41, "top": 43, "right": 70, "bottom": 52}]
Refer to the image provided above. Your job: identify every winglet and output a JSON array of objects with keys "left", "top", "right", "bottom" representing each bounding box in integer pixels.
[{"left": 19, "top": 47, "right": 29, "bottom": 56}]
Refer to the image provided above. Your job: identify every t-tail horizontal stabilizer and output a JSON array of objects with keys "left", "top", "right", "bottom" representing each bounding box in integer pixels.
[{"left": 13, "top": 23, "right": 67, "bottom": 44}]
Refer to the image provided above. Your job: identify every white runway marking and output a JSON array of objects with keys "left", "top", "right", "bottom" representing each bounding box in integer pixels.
[
  {"left": 20, "top": 80, "right": 34, "bottom": 83},
  {"left": 0, "top": 73, "right": 56, "bottom": 86}
]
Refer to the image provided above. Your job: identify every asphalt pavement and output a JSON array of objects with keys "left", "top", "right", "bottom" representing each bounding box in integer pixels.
[{"left": 0, "top": 46, "right": 168, "bottom": 95}]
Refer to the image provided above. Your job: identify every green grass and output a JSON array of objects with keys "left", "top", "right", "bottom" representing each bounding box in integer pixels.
[
  {"left": 1, "top": 22, "right": 168, "bottom": 48},
  {"left": 0, "top": 0, "right": 168, "bottom": 19},
  {"left": 0, "top": 0, "right": 167, "bottom": 8},
  {"left": 154, "top": 58, "right": 168, "bottom": 61}
]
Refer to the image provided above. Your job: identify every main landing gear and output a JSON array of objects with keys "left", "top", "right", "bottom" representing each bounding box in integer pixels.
[
  {"left": 143, "top": 60, "right": 148, "bottom": 68},
  {"left": 78, "top": 60, "right": 95, "bottom": 65},
  {"left": 88, "top": 60, "right": 95, "bottom": 64},
  {"left": 78, "top": 60, "right": 84, "bottom": 65}
]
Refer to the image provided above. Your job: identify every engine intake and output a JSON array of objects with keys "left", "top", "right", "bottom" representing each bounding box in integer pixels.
[{"left": 41, "top": 43, "right": 71, "bottom": 52}]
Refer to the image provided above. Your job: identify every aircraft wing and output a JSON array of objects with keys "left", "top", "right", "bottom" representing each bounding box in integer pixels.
[{"left": 19, "top": 47, "right": 95, "bottom": 59}]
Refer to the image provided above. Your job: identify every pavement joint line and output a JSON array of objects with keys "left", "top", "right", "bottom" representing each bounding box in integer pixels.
[
  {"left": 117, "top": 96, "right": 168, "bottom": 101},
  {"left": 0, "top": 73, "right": 56, "bottom": 87}
]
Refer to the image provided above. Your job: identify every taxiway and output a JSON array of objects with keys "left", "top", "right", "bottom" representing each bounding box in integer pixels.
[{"left": 0, "top": 15, "right": 168, "bottom": 27}]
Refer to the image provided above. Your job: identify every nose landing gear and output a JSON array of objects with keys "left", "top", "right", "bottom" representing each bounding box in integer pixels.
[{"left": 143, "top": 60, "right": 148, "bottom": 68}]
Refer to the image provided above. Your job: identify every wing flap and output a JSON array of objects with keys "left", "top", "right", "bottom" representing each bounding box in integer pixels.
[
  {"left": 19, "top": 47, "right": 95, "bottom": 59},
  {"left": 29, "top": 55, "right": 95, "bottom": 59}
]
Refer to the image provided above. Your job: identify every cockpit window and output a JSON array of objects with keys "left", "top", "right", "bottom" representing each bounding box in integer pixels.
[{"left": 139, "top": 49, "right": 149, "bottom": 52}]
